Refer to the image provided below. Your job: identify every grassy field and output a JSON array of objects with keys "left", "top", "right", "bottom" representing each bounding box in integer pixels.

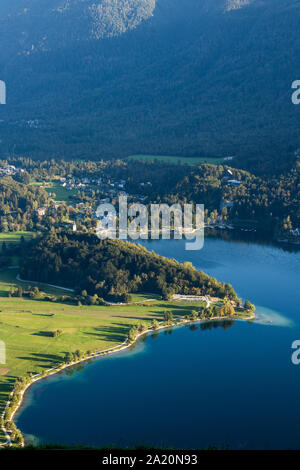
[
  {"left": 130, "top": 293, "right": 161, "bottom": 302},
  {"left": 44, "top": 182, "right": 78, "bottom": 202},
  {"left": 0, "top": 269, "right": 252, "bottom": 443},
  {"left": 0, "top": 294, "right": 208, "bottom": 436},
  {"left": 128, "top": 154, "right": 226, "bottom": 166},
  {"left": 0, "top": 232, "right": 34, "bottom": 245},
  {"left": 31, "top": 181, "right": 78, "bottom": 202},
  {"left": 0, "top": 269, "right": 74, "bottom": 298}
]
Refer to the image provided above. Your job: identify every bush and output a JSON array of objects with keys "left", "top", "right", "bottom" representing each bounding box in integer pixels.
[
  {"left": 51, "top": 329, "right": 63, "bottom": 338},
  {"left": 121, "top": 293, "right": 132, "bottom": 303}
]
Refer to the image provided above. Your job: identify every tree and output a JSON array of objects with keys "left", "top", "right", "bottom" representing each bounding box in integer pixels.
[
  {"left": 64, "top": 352, "right": 73, "bottom": 363},
  {"left": 220, "top": 299, "right": 235, "bottom": 317},
  {"left": 151, "top": 319, "right": 159, "bottom": 330},
  {"left": 137, "top": 322, "right": 147, "bottom": 333},
  {"left": 74, "top": 349, "right": 82, "bottom": 360},
  {"left": 122, "top": 293, "right": 132, "bottom": 303},
  {"left": 244, "top": 300, "right": 255, "bottom": 311},
  {"left": 161, "top": 289, "right": 173, "bottom": 301},
  {"left": 128, "top": 326, "right": 138, "bottom": 342},
  {"left": 190, "top": 310, "right": 198, "bottom": 321},
  {"left": 29, "top": 286, "right": 40, "bottom": 299},
  {"left": 51, "top": 329, "right": 63, "bottom": 338},
  {"left": 8, "top": 286, "right": 16, "bottom": 298},
  {"left": 17, "top": 286, "right": 23, "bottom": 298},
  {"left": 163, "top": 311, "right": 174, "bottom": 325}
]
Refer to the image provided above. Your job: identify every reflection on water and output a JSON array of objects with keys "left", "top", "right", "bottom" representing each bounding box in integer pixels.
[{"left": 16, "top": 237, "right": 300, "bottom": 450}]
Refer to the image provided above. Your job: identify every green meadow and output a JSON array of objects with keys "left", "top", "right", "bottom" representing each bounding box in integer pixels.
[
  {"left": 0, "top": 269, "right": 254, "bottom": 445},
  {"left": 31, "top": 181, "right": 78, "bottom": 202},
  {"left": 0, "top": 232, "right": 34, "bottom": 245},
  {"left": 128, "top": 154, "right": 226, "bottom": 166},
  {"left": 0, "top": 268, "right": 73, "bottom": 298},
  {"left": 0, "top": 270, "right": 209, "bottom": 442},
  {"left": 0, "top": 266, "right": 252, "bottom": 444},
  {"left": 44, "top": 182, "right": 78, "bottom": 202}
]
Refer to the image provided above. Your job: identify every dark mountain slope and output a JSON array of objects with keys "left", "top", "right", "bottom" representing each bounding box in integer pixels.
[{"left": 0, "top": 0, "right": 300, "bottom": 173}]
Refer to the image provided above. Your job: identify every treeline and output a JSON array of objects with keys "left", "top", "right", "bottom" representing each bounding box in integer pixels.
[{"left": 20, "top": 232, "right": 238, "bottom": 302}]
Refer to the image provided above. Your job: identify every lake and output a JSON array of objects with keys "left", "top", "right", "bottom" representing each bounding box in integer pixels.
[{"left": 16, "top": 237, "right": 300, "bottom": 449}]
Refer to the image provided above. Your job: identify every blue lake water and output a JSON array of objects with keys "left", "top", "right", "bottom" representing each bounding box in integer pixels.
[{"left": 16, "top": 237, "right": 300, "bottom": 449}]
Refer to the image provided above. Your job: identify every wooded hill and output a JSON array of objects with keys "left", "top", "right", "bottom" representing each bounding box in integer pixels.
[{"left": 20, "top": 232, "right": 238, "bottom": 302}]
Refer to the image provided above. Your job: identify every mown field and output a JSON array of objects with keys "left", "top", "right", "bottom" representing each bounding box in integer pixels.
[
  {"left": 31, "top": 181, "right": 77, "bottom": 202},
  {"left": 128, "top": 154, "right": 226, "bottom": 166}
]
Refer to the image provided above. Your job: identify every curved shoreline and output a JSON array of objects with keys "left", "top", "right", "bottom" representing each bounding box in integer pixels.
[{"left": 1, "top": 311, "right": 255, "bottom": 448}]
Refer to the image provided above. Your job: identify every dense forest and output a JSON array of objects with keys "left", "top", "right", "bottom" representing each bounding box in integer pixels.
[
  {"left": 20, "top": 232, "right": 238, "bottom": 302},
  {"left": 0, "top": 176, "right": 49, "bottom": 232},
  {"left": 165, "top": 161, "right": 300, "bottom": 237}
]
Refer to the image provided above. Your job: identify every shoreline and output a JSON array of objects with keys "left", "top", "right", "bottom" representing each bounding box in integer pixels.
[{"left": 1, "top": 309, "right": 255, "bottom": 448}]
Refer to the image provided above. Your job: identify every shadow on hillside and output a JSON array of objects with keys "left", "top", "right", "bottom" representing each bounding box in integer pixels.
[
  {"left": 32, "top": 331, "right": 55, "bottom": 337},
  {"left": 17, "top": 352, "right": 61, "bottom": 365},
  {"left": 114, "top": 302, "right": 197, "bottom": 322},
  {"left": 84, "top": 323, "right": 129, "bottom": 343}
]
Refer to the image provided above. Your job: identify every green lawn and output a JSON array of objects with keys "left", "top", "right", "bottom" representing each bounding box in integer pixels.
[
  {"left": 128, "top": 154, "right": 226, "bottom": 166},
  {"left": 130, "top": 293, "right": 161, "bottom": 302}
]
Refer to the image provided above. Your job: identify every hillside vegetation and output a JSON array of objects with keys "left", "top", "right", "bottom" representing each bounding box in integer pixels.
[
  {"left": 20, "top": 232, "right": 238, "bottom": 301},
  {"left": 0, "top": 0, "right": 300, "bottom": 172}
]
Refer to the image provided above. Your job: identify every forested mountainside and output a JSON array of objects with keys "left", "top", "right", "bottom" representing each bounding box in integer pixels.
[
  {"left": 0, "top": 0, "right": 156, "bottom": 52},
  {"left": 0, "top": 0, "right": 300, "bottom": 172}
]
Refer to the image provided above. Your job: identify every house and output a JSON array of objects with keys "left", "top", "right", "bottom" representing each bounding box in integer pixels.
[
  {"left": 227, "top": 179, "right": 242, "bottom": 186},
  {"left": 224, "top": 156, "right": 235, "bottom": 161},
  {"left": 36, "top": 207, "right": 47, "bottom": 217},
  {"left": 220, "top": 200, "right": 234, "bottom": 210}
]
